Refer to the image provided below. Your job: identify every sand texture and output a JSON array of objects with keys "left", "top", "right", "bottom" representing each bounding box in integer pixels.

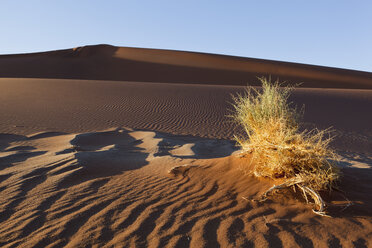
[{"left": 1, "top": 45, "right": 372, "bottom": 247}]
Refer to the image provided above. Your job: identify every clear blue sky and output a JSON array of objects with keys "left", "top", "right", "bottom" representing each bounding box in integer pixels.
[{"left": 1, "top": 0, "right": 371, "bottom": 72}]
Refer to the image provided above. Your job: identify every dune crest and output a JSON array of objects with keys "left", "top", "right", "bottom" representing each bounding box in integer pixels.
[{"left": 1, "top": 44, "right": 372, "bottom": 88}]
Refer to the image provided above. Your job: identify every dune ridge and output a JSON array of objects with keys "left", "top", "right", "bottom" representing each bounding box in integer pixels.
[{"left": 1, "top": 44, "right": 372, "bottom": 89}]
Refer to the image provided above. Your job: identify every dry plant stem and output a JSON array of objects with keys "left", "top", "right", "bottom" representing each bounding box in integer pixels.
[
  {"left": 260, "top": 179, "right": 303, "bottom": 200},
  {"left": 299, "top": 185, "right": 309, "bottom": 203},
  {"left": 297, "top": 185, "right": 327, "bottom": 216},
  {"left": 260, "top": 180, "right": 328, "bottom": 216}
]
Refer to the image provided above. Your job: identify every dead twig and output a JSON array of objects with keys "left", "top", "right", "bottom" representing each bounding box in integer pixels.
[{"left": 260, "top": 179, "right": 331, "bottom": 217}]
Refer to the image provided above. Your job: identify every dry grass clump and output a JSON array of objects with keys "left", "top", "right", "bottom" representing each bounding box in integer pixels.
[{"left": 231, "top": 77, "right": 340, "bottom": 215}]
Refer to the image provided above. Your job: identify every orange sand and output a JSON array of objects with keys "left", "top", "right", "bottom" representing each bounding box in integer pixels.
[{"left": 0, "top": 45, "right": 372, "bottom": 247}]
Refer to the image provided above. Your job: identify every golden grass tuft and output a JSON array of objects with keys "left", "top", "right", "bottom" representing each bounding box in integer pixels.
[{"left": 231, "top": 77, "right": 340, "bottom": 215}]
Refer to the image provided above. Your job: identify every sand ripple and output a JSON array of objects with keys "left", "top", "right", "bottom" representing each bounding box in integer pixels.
[{"left": 1, "top": 129, "right": 371, "bottom": 247}]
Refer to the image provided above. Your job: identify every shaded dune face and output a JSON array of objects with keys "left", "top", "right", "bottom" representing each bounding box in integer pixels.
[
  {"left": 0, "top": 129, "right": 371, "bottom": 247},
  {"left": 0, "top": 44, "right": 372, "bottom": 88}
]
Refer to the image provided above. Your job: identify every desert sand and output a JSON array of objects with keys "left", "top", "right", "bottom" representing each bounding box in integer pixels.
[{"left": 1, "top": 45, "right": 372, "bottom": 247}]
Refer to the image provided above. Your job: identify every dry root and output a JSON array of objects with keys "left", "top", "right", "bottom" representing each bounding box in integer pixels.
[{"left": 260, "top": 179, "right": 329, "bottom": 217}]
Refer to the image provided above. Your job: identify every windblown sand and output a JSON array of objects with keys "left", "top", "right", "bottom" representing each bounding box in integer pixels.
[{"left": 1, "top": 46, "right": 372, "bottom": 247}]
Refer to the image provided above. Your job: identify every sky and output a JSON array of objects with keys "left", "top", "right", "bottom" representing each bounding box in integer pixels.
[{"left": 0, "top": 0, "right": 371, "bottom": 72}]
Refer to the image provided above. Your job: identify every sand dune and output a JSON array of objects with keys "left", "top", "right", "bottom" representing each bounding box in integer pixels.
[
  {"left": 1, "top": 78, "right": 372, "bottom": 152},
  {"left": 1, "top": 128, "right": 371, "bottom": 247},
  {"left": 1, "top": 46, "right": 372, "bottom": 247},
  {"left": 1, "top": 44, "right": 372, "bottom": 89}
]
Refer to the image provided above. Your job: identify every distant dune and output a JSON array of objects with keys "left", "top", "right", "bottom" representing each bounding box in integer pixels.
[
  {"left": 1, "top": 45, "right": 372, "bottom": 247},
  {"left": 1, "top": 44, "right": 372, "bottom": 89}
]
